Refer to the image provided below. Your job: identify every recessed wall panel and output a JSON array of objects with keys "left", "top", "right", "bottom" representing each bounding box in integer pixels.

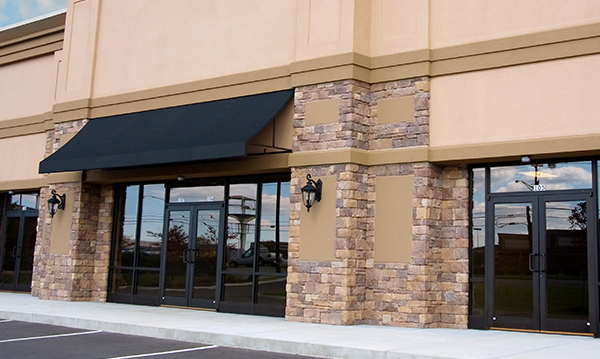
[
  {"left": 374, "top": 176, "right": 413, "bottom": 263},
  {"left": 299, "top": 175, "right": 336, "bottom": 261}
]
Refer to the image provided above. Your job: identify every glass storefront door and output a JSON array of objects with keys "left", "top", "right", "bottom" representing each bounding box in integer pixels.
[
  {"left": 109, "top": 176, "right": 290, "bottom": 316},
  {"left": 162, "top": 203, "right": 224, "bottom": 308},
  {"left": 1, "top": 213, "right": 37, "bottom": 292},
  {"left": 489, "top": 193, "right": 595, "bottom": 334}
]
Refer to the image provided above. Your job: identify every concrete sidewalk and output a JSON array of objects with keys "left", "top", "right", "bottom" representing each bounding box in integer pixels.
[{"left": 0, "top": 292, "right": 598, "bottom": 359}]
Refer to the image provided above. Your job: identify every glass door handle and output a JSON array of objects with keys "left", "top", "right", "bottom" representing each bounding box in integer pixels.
[
  {"left": 11, "top": 246, "right": 17, "bottom": 258},
  {"left": 539, "top": 253, "right": 546, "bottom": 272},
  {"left": 182, "top": 249, "right": 190, "bottom": 264},
  {"left": 529, "top": 253, "right": 538, "bottom": 272}
]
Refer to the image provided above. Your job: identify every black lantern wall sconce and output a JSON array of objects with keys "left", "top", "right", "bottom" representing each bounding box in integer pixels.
[
  {"left": 47, "top": 190, "right": 66, "bottom": 218},
  {"left": 301, "top": 174, "right": 322, "bottom": 213}
]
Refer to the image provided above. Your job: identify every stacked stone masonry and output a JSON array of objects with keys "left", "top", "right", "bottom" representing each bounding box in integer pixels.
[
  {"left": 287, "top": 79, "right": 468, "bottom": 328},
  {"left": 287, "top": 164, "right": 369, "bottom": 325},
  {"left": 32, "top": 121, "right": 114, "bottom": 302}
]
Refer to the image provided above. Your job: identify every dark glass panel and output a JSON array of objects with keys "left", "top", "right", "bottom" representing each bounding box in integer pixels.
[
  {"left": 111, "top": 269, "right": 133, "bottom": 294},
  {"left": 138, "top": 184, "right": 165, "bottom": 268},
  {"left": 494, "top": 203, "right": 534, "bottom": 318},
  {"left": 17, "top": 217, "right": 37, "bottom": 286},
  {"left": 192, "top": 210, "right": 219, "bottom": 301},
  {"left": 222, "top": 274, "right": 253, "bottom": 303},
  {"left": 256, "top": 275, "right": 286, "bottom": 308},
  {"left": 114, "top": 186, "right": 139, "bottom": 267},
  {"left": 1, "top": 217, "right": 18, "bottom": 286},
  {"left": 545, "top": 201, "right": 588, "bottom": 321},
  {"left": 164, "top": 210, "right": 190, "bottom": 298},
  {"left": 471, "top": 168, "right": 486, "bottom": 277},
  {"left": 135, "top": 270, "right": 160, "bottom": 297},
  {"left": 226, "top": 184, "right": 257, "bottom": 272},
  {"left": 490, "top": 161, "right": 592, "bottom": 193},
  {"left": 470, "top": 282, "right": 485, "bottom": 316}
]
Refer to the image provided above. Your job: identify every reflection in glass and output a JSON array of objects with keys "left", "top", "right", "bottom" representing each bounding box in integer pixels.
[
  {"left": 9, "top": 193, "right": 38, "bottom": 211},
  {"left": 116, "top": 185, "right": 139, "bottom": 267},
  {"left": 490, "top": 161, "right": 592, "bottom": 193},
  {"left": 256, "top": 275, "right": 286, "bottom": 308},
  {"left": 139, "top": 184, "right": 165, "bottom": 268},
  {"left": 1, "top": 217, "right": 18, "bottom": 286},
  {"left": 259, "top": 182, "right": 289, "bottom": 274},
  {"left": 470, "top": 168, "right": 486, "bottom": 317},
  {"left": 545, "top": 201, "right": 588, "bottom": 321},
  {"left": 169, "top": 185, "right": 224, "bottom": 203},
  {"left": 193, "top": 210, "right": 219, "bottom": 301},
  {"left": 223, "top": 274, "right": 253, "bottom": 303},
  {"left": 112, "top": 269, "right": 133, "bottom": 294},
  {"left": 494, "top": 203, "right": 533, "bottom": 318},
  {"left": 164, "top": 210, "right": 190, "bottom": 298},
  {"left": 470, "top": 282, "right": 485, "bottom": 316},
  {"left": 226, "top": 184, "right": 257, "bottom": 271},
  {"left": 17, "top": 217, "right": 37, "bottom": 286},
  {"left": 471, "top": 168, "right": 486, "bottom": 276},
  {"left": 136, "top": 270, "right": 160, "bottom": 297}
]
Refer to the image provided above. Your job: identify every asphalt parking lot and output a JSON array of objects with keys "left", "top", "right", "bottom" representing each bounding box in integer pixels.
[{"left": 0, "top": 319, "right": 324, "bottom": 359}]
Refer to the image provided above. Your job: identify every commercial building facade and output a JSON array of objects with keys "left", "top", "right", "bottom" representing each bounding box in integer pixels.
[{"left": 1, "top": 0, "right": 600, "bottom": 336}]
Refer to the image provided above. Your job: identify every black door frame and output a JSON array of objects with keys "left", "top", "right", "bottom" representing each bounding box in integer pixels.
[
  {"left": 160, "top": 201, "right": 225, "bottom": 309},
  {"left": 0, "top": 209, "right": 38, "bottom": 292},
  {"left": 485, "top": 189, "right": 599, "bottom": 335}
]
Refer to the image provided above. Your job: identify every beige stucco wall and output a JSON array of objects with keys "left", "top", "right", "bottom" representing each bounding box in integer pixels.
[
  {"left": 369, "top": 0, "right": 429, "bottom": 57},
  {"left": 0, "top": 133, "right": 46, "bottom": 182},
  {"left": 92, "top": 0, "right": 298, "bottom": 98},
  {"left": 0, "top": 55, "right": 56, "bottom": 122},
  {"left": 430, "top": 54, "right": 600, "bottom": 148},
  {"left": 430, "top": 0, "right": 600, "bottom": 48}
]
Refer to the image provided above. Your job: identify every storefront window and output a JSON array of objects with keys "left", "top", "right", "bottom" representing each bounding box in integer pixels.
[
  {"left": 226, "top": 183, "right": 257, "bottom": 273},
  {"left": 9, "top": 193, "right": 38, "bottom": 211},
  {"left": 139, "top": 184, "right": 165, "bottom": 268},
  {"left": 470, "top": 168, "right": 486, "bottom": 317},
  {"left": 259, "top": 181, "right": 289, "bottom": 275},
  {"left": 490, "top": 161, "right": 592, "bottom": 193},
  {"left": 169, "top": 185, "right": 224, "bottom": 203},
  {"left": 469, "top": 159, "right": 599, "bottom": 332},
  {"left": 109, "top": 175, "right": 289, "bottom": 316},
  {"left": 109, "top": 183, "right": 166, "bottom": 305}
]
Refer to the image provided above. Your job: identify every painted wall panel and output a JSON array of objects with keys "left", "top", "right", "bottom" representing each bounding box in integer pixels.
[
  {"left": 374, "top": 176, "right": 413, "bottom": 263},
  {"left": 0, "top": 56, "right": 56, "bottom": 122},
  {"left": 93, "top": 0, "right": 298, "bottom": 98},
  {"left": 49, "top": 190, "right": 74, "bottom": 255},
  {"left": 430, "top": 55, "right": 600, "bottom": 148},
  {"left": 370, "top": 0, "right": 429, "bottom": 56},
  {"left": 299, "top": 176, "right": 336, "bottom": 261},
  {"left": 0, "top": 133, "right": 46, "bottom": 182},
  {"left": 431, "top": 0, "right": 600, "bottom": 48}
]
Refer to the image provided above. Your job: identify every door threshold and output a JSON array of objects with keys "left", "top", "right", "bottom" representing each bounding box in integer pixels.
[
  {"left": 160, "top": 304, "right": 216, "bottom": 312},
  {"left": 491, "top": 327, "right": 593, "bottom": 337}
]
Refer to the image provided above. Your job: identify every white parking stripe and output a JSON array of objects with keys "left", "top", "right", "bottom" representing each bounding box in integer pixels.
[
  {"left": 0, "top": 320, "right": 12, "bottom": 323},
  {"left": 0, "top": 330, "right": 101, "bottom": 343},
  {"left": 102, "top": 345, "right": 219, "bottom": 359}
]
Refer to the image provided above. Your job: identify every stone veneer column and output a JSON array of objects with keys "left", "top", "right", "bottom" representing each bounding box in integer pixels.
[
  {"left": 287, "top": 80, "right": 370, "bottom": 324},
  {"left": 362, "top": 163, "right": 468, "bottom": 328},
  {"left": 288, "top": 77, "right": 469, "bottom": 328},
  {"left": 32, "top": 120, "right": 113, "bottom": 301}
]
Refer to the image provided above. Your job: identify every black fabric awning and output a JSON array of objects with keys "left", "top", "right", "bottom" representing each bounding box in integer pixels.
[{"left": 39, "top": 89, "right": 294, "bottom": 173}]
